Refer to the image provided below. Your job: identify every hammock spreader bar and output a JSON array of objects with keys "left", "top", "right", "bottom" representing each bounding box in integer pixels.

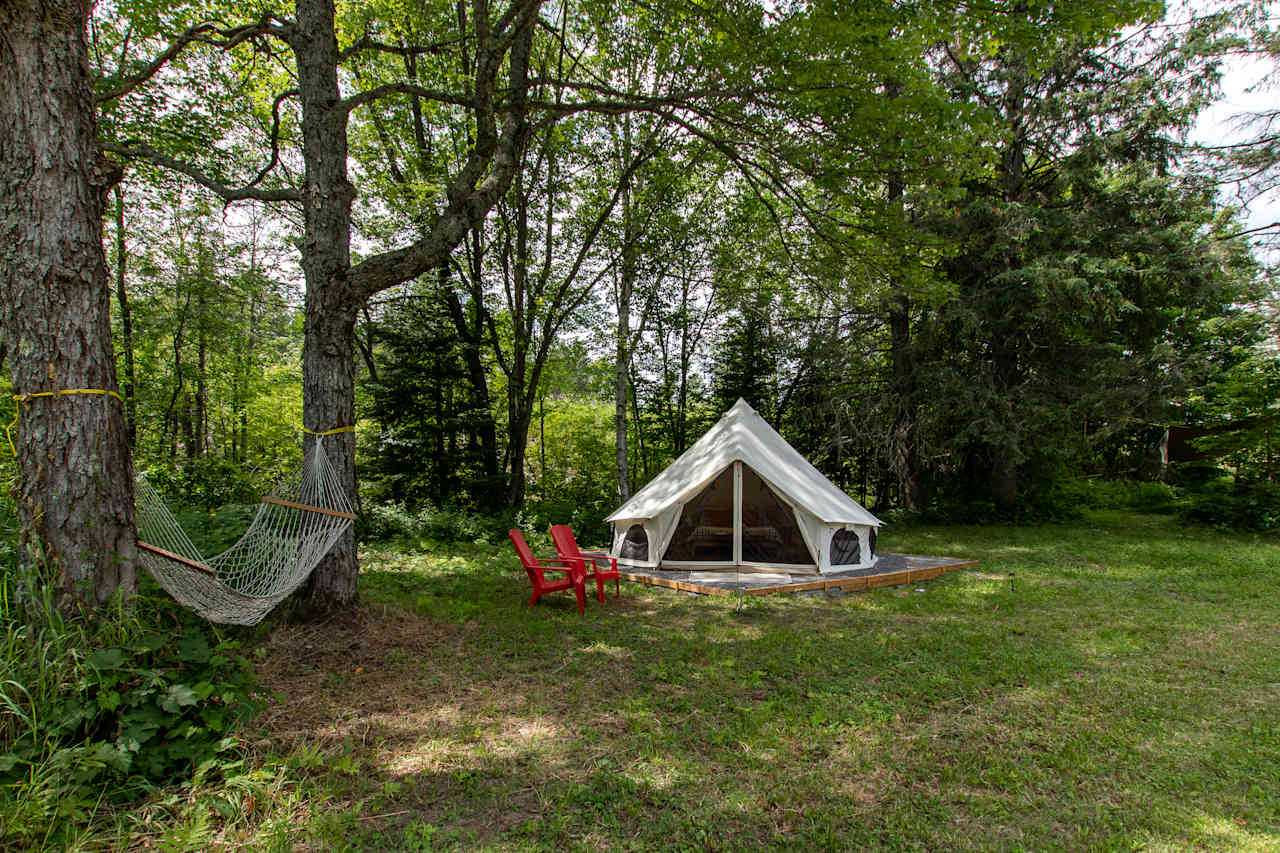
[
  {"left": 261, "top": 496, "right": 357, "bottom": 520},
  {"left": 137, "top": 541, "right": 217, "bottom": 576}
]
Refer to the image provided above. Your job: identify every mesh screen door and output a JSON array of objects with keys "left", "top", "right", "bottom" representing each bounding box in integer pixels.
[
  {"left": 619, "top": 524, "right": 649, "bottom": 560},
  {"left": 740, "top": 467, "right": 813, "bottom": 564},
  {"left": 830, "top": 529, "right": 861, "bottom": 565},
  {"left": 662, "top": 467, "right": 735, "bottom": 562}
]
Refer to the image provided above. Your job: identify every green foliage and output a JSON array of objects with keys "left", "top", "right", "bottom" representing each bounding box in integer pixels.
[
  {"left": 358, "top": 284, "right": 505, "bottom": 512},
  {"left": 144, "top": 454, "right": 262, "bottom": 511},
  {"left": 1070, "top": 478, "right": 1184, "bottom": 513},
  {"left": 1183, "top": 480, "right": 1280, "bottom": 532},
  {"left": 358, "top": 501, "right": 500, "bottom": 546},
  {"left": 0, "top": 531, "right": 266, "bottom": 850}
]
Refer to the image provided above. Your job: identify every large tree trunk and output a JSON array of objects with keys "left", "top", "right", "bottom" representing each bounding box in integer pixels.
[
  {"left": 301, "top": 294, "right": 359, "bottom": 609},
  {"left": 0, "top": 0, "right": 137, "bottom": 608},
  {"left": 294, "top": 0, "right": 361, "bottom": 612}
]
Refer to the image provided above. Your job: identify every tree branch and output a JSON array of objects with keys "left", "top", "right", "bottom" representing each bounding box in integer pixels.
[
  {"left": 95, "top": 23, "right": 215, "bottom": 103},
  {"left": 1216, "top": 221, "right": 1280, "bottom": 241},
  {"left": 103, "top": 142, "right": 301, "bottom": 203},
  {"left": 338, "top": 82, "right": 475, "bottom": 115},
  {"left": 339, "top": 33, "right": 467, "bottom": 63},
  {"left": 347, "top": 0, "right": 542, "bottom": 300}
]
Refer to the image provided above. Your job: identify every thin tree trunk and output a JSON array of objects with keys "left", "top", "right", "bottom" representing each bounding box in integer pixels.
[
  {"left": 196, "top": 286, "right": 207, "bottom": 456},
  {"left": 629, "top": 365, "right": 648, "bottom": 480},
  {"left": 113, "top": 188, "right": 138, "bottom": 448},
  {"left": 614, "top": 188, "right": 635, "bottom": 501},
  {"left": 888, "top": 294, "right": 924, "bottom": 511},
  {"left": 0, "top": 0, "right": 137, "bottom": 608}
]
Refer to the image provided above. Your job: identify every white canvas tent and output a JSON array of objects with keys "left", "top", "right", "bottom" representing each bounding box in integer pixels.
[{"left": 607, "top": 399, "right": 883, "bottom": 574}]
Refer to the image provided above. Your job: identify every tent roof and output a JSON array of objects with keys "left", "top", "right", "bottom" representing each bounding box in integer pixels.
[{"left": 606, "top": 398, "right": 882, "bottom": 527}]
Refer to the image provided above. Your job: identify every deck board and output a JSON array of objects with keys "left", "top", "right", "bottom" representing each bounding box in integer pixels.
[{"left": 617, "top": 552, "right": 977, "bottom": 597}]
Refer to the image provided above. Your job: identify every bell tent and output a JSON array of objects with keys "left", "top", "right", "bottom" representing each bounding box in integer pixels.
[{"left": 607, "top": 399, "right": 883, "bottom": 573}]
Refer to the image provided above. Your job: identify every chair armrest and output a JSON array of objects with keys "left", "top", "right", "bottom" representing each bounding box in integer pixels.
[{"left": 579, "top": 551, "right": 617, "bottom": 569}]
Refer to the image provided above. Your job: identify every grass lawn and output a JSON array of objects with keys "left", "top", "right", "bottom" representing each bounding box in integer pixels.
[{"left": 223, "top": 510, "right": 1280, "bottom": 851}]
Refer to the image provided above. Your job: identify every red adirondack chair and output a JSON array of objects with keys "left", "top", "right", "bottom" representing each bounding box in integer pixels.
[
  {"left": 550, "top": 525, "right": 620, "bottom": 604},
  {"left": 509, "top": 529, "right": 586, "bottom": 614}
]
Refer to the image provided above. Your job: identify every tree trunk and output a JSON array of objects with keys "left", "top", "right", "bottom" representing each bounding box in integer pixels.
[
  {"left": 0, "top": 0, "right": 137, "bottom": 608},
  {"left": 113, "top": 188, "right": 137, "bottom": 448},
  {"left": 989, "top": 342, "right": 1021, "bottom": 511},
  {"left": 294, "top": 0, "right": 361, "bottom": 613},
  {"left": 196, "top": 287, "right": 208, "bottom": 456},
  {"left": 887, "top": 295, "right": 925, "bottom": 511},
  {"left": 990, "top": 451, "right": 1018, "bottom": 510},
  {"left": 614, "top": 156, "right": 635, "bottom": 502},
  {"left": 441, "top": 262, "right": 503, "bottom": 503}
]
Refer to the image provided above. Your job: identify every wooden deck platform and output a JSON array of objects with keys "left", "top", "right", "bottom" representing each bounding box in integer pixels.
[{"left": 617, "top": 552, "right": 977, "bottom": 597}]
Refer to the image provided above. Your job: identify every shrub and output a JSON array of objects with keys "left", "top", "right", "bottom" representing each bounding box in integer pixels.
[
  {"left": 0, "top": 548, "right": 266, "bottom": 849},
  {"left": 357, "top": 502, "right": 502, "bottom": 545},
  {"left": 1182, "top": 481, "right": 1280, "bottom": 532},
  {"left": 171, "top": 502, "right": 261, "bottom": 555},
  {"left": 1066, "top": 479, "right": 1183, "bottom": 513},
  {"left": 142, "top": 455, "right": 264, "bottom": 511}
]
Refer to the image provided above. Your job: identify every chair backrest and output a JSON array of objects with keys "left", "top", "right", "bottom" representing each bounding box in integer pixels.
[
  {"left": 508, "top": 529, "right": 542, "bottom": 579},
  {"left": 549, "top": 525, "right": 583, "bottom": 563}
]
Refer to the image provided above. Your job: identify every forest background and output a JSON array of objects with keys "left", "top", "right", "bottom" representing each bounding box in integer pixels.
[{"left": 18, "top": 0, "right": 1272, "bottom": 553}]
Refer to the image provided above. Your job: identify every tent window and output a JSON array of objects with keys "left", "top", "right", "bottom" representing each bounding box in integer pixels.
[
  {"left": 868, "top": 528, "right": 877, "bottom": 557},
  {"left": 740, "top": 468, "right": 813, "bottom": 564},
  {"left": 663, "top": 468, "right": 734, "bottom": 562},
  {"left": 830, "top": 529, "right": 861, "bottom": 565},
  {"left": 619, "top": 524, "right": 648, "bottom": 561}
]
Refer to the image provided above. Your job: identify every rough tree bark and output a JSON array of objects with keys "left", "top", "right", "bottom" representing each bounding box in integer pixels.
[
  {"left": 291, "top": 0, "right": 361, "bottom": 610},
  {"left": 0, "top": 0, "right": 137, "bottom": 608}
]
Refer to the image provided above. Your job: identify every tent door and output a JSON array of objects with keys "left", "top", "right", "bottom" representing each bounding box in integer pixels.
[{"left": 658, "top": 462, "right": 817, "bottom": 570}]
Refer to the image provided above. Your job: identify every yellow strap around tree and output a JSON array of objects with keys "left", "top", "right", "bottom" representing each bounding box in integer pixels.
[
  {"left": 301, "top": 424, "right": 356, "bottom": 437},
  {"left": 6, "top": 389, "right": 126, "bottom": 455}
]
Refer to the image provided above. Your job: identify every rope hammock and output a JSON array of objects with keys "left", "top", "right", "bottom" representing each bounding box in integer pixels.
[{"left": 135, "top": 437, "right": 355, "bottom": 626}]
